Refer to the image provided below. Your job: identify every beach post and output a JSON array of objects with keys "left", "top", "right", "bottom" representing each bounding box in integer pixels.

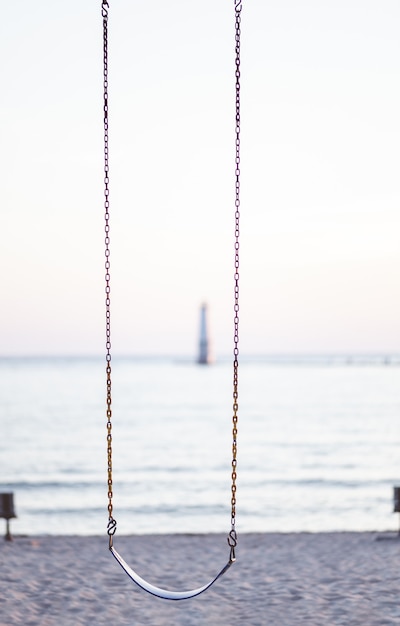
[
  {"left": 0, "top": 493, "right": 16, "bottom": 541},
  {"left": 393, "top": 487, "right": 400, "bottom": 536}
]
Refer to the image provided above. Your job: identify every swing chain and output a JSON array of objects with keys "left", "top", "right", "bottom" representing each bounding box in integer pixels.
[
  {"left": 230, "top": 0, "right": 241, "bottom": 537},
  {"left": 102, "top": 0, "right": 115, "bottom": 538},
  {"left": 102, "top": 0, "right": 241, "bottom": 551}
]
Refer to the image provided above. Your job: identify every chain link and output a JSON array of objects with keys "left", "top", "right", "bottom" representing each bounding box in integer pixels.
[
  {"left": 230, "top": 0, "right": 242, "bottom": 538},
  {"left": 102, "top": 0, "right": 115, "bottom": 540}
]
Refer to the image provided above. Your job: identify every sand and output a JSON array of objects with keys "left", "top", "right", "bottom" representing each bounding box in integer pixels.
[{"left": 1, "top": 532, "right": 400, "bottom": 625}]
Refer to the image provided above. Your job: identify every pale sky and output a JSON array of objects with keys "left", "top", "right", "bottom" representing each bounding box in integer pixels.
[{"left": 2, "top": 1, "right": 400, "bottom": 357}]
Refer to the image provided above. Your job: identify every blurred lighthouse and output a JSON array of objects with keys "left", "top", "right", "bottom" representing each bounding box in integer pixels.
[{"left": 198, "top": 303, "right": 214, "bottom": 364}]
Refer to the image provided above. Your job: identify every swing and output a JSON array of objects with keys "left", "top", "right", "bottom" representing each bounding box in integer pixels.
[{"left": 101, "top": 0, "right": 242, "bottom": 600}]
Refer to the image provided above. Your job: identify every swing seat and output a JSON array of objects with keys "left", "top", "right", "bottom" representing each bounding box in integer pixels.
[{"left": 110, "top": 545, "right": 235, "bottom": 600}]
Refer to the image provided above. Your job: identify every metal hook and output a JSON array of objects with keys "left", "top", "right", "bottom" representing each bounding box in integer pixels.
[
  {"left": 101, "top": 1, "right": 109, "bottom": 19},
  {"left": 107, "top": 517, "right": 117, "bottom": 549},
  {"left": 227, "top": 529, "right": 237, "bottom": 562}
]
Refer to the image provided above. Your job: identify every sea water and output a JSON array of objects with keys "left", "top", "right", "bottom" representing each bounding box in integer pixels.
[{"left": 0, "top": 356, "right": 399, "bottom": 536}]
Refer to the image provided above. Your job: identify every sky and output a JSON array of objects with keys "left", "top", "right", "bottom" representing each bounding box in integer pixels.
[{"left": 1, "top": 1, "right": 400, "bottom": 357}]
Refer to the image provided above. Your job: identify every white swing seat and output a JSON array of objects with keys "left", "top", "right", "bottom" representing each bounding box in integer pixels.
[{"left": 110, "top": 545, "right": 235, "bottom": 601}]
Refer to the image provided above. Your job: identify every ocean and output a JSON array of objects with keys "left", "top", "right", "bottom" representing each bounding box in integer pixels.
[{"left": 1, "top": 356, "right": 399, "bottom": 537}]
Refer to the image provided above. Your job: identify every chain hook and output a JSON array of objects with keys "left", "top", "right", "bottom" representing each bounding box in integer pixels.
[
  {"left": 101, "top": 1, "right": 109, "bottom": 18},
  {"left": 227, "top": 529, "right": 238, "bottom": 562},
  {"left": 107, "top": 517, "right": 117, "bottom": 549}
]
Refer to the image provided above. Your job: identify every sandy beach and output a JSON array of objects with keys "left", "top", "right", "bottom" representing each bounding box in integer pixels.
[{"left": 1, "top": 532, "right": 400, "bottom": 625}]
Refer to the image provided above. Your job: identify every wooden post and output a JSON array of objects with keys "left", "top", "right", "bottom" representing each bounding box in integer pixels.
[
  {"left": 394, "top": 487, "right": 400, "bottom": 536},
  {"left": 0, "top": 493, "right": 16, "bottom": 541}
]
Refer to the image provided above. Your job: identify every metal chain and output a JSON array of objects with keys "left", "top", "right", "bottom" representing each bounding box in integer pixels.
[
  {"left": 102, "top": 0, "right": 116, "bottom": 544},
  {"left": 228, "top": 0, "right": 242, "bottom": 559},
  {"left": 102, "top": 0, "right": 241, "bottom": 554}
]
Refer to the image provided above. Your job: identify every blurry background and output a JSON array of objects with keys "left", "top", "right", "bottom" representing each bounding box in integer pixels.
[
  {"left": 1, "top": 1, "right": 400, "bottom": 538},
  {"left": 1, "top": 0, "right": 400, "bottom": 358}
]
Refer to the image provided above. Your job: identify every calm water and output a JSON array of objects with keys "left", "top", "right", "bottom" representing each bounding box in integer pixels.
[{"left": 1, "top": 356, "right": 399, "bottom": 536}]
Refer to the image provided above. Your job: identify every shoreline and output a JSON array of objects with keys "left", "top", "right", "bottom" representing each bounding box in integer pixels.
[
  {"left": 1, "top": 532, "right": 399, "bottom": 625},
  {"left": 4, "top": 528, "right": 400, "bottom": 539}
]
